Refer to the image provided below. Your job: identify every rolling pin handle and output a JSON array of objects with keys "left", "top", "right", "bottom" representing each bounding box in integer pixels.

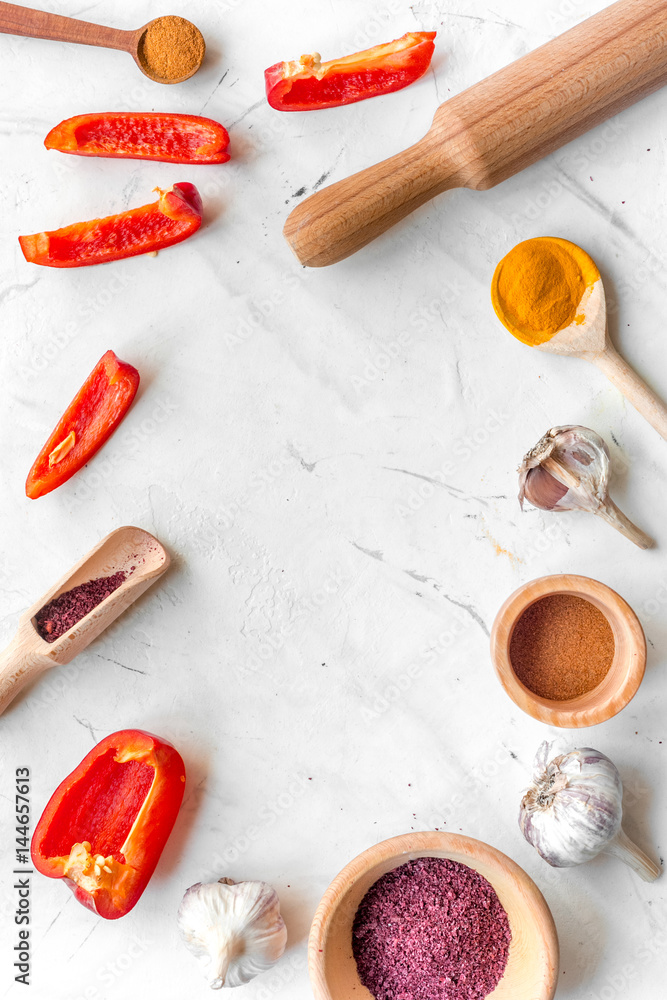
[{"left": 283, "top": 138, "right": 460, "bottom": 267}]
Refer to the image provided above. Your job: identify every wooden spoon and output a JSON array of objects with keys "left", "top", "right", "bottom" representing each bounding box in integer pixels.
[
  {"left": 492, "top": 238, "right": 667, "bottom": 442},
  {"left": 0, "top": 3, "right": 205, "bottom": 84},
  {"left": 0, "top": 526, "right": 169, "bottom": 716},
  {"left": 283, "top": 0, "right": 667, "bottom": 266}
]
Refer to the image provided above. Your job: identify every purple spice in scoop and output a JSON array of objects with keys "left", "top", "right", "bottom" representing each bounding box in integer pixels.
[
  {"left": 352, "top": 856, "right": 511, "bottom": 1000},
  {"left": 35, "top": 572, "right": 127, "bottom": 643}
]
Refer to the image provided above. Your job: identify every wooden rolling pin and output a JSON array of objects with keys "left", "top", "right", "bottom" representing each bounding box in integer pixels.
[{"left": 284, "top": 0, "right": 667, "bottom": 267}]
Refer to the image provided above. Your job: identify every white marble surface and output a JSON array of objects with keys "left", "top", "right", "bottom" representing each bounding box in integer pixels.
[{"left": 0, "top": 1, "right": 666, "bottom": 998}]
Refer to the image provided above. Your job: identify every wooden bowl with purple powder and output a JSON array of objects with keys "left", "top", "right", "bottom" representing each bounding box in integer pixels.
[
  {"left": 309, "top": 830, "right": 558, "bottom": 1000},
  {"left": 490, "top": 574, "right": 646, "bottom": 728}
]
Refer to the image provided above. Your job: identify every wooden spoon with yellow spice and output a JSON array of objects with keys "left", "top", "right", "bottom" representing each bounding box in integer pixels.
[{"left": 491, "top": 237, "right": 667, "bottom": 442}]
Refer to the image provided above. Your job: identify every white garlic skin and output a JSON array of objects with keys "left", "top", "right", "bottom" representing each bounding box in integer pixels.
[
  {"left": 177, "top": 878, "right": 287, "bottom": 989},
  {"left": 519, "top": 745, "right": 623, "bottom": 867}
]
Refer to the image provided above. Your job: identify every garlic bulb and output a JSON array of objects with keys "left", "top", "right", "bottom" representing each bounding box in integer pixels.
[
  {"left": 519, "top": 743, "right": 661, "bottom": 882},
  {"left": 518, "top": 425, "right": 652, "bottom": 548},
  {"left": 177, "top": 878, "right": 287, "bottom": 988}
]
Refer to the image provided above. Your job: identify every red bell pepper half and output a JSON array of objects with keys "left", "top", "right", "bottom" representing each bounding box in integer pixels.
[
  {"left": 25, "top": 350, "right": 139, "bottom": 499},
  {"left": 19, "top": 181, "right": 202, "bottom": 268},
  {"left": 45, "top": 112, "right": 230, "bottom": 164},
  {"left": 265, "top": 31, "right": 436, "bottom": 111},
  {"left": 31, "top": 730, "right": 186, "bottom": 920}
]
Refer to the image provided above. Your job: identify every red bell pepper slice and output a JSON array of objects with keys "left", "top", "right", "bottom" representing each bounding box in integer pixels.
[
  {"left": 25, "top": 350, "right": 139, "bottom": 500},
  {"left": 265, "top": 31, "right": 436, "bottom": 111},
  {"left": 31, "top": 729, "right": 186, "bottom": 920},
  {"left": 19, "top": 181, "right": 202, "bottom": 268},
  {"left": 45, "top": 112, "right": 230, "bottom": 164}
]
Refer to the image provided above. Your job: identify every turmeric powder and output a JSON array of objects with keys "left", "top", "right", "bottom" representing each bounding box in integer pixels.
[{"left": 491, "top": 237, "right": 599, "bottom": 346}]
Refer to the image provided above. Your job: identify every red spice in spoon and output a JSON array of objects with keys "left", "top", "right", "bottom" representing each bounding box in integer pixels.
[
  {"left": 352, "top": 856, "right": 511, "bottom": 1000},
  {"left": 35, "top": 572, "right": 127, "bottom": 643}
]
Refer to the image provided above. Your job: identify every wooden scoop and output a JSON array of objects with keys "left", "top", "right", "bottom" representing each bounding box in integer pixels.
[
  {"left": 492, "top": 238, "right": 667, "bottom": 441},
  {"left": 0, "top": 526, "right": 169, "bottom": 716},
  {"left": 0, "top": 3, "right": 205, "bottom": 83},
  {"left": 284, "top": 0, "right": 667, "bottom": 267}
]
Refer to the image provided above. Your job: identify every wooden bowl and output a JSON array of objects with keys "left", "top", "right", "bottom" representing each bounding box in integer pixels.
[
  {"left": 309, "top": 831, "right": 559, "bottom": 1000},
  {"left": 490, "top": 574, "right": 646, "bottom": 728}
]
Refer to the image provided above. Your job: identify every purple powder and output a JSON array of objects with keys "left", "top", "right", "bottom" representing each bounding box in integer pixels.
[
  {"left": 35, "top": 572, "right": 127, "bottom": 643},
  {"left": 352, "top": 857, "right": 511, "bottom": 1000}
]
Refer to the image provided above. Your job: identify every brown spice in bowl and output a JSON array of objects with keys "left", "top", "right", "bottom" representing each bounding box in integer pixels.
[
  {"left": 509, "top": 594, "right": 614, "bottom": 700},
  {"left": 137, "top": 16, "right": 205, "bottom": 82}
]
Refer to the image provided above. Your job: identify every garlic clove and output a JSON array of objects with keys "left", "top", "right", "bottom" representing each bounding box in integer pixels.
[
  {"left": 522, "top": 464, "right": 569, "bottom": 511},
  {"left": 518, "top": 425, "right": 652, "bottom": 548},
  {"left": 177, "top": 878, "right": 287, "bottom": 989}
]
